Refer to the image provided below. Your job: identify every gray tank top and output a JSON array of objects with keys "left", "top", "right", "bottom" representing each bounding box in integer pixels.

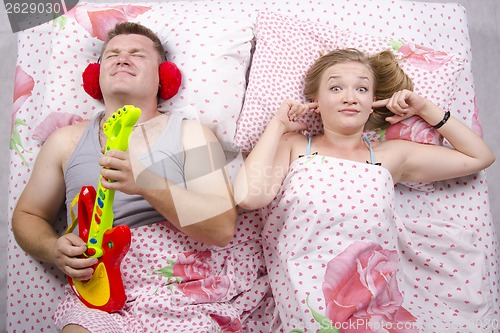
[{"left": 64, "top": 111, "right": 186, "bottom": 229}]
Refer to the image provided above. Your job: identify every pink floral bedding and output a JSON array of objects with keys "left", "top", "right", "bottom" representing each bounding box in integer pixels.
[
  {"left": 261, "top": 156, "right": 497, "bottom": 332},
  {"left": 53, "top": 221, "right": 272, "bottom": 332},
  {"left": 6, "top": 1, "right": 500, "bottom": 333}
]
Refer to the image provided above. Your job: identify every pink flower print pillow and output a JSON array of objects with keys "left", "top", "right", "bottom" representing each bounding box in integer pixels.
[
  {"left": 233, "top": 11, "right": 341, "bottom": 152},
  {"left": 385, "top": 116, "right": 443, "bottom": 146},
  {"left": 235, "top": 11, "right": 465, "bottom": 153},
  {"left": 398, "top": 42, "right": 453, "bottom": 71},
  {"left": 64, "top": 3, "right": 151, "bottom": 41}
]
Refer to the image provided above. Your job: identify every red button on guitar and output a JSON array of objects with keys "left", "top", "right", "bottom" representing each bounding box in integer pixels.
[{"left": 86, "top": 248, "right": 96, "bottom": 257}]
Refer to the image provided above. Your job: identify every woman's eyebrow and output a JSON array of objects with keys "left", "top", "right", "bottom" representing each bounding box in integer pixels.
[{"left": 327, "top": 75, "right": 371, "bottom": 81}]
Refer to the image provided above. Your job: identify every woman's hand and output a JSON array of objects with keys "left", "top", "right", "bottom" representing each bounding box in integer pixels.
[
  {"left": 275, "top": 99, "right": 318, "bottom": 133},
  {"left": 372, "top": 89, "right": 428, "bottom": 124}
]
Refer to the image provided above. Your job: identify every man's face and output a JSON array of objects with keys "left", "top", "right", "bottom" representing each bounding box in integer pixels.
[{"left": 99, "top": 34, "right": 161, "bottom": 100}]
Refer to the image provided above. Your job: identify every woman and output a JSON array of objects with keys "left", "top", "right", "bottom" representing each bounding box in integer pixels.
[{"left": 233, "top": 48, "right": 494, "bottom": 332}]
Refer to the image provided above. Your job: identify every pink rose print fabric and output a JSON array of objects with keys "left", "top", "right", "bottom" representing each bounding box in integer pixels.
[
  {"left": 65, "top": 4, "right": 151, "bottom": 41},
  {"left": 262, "top": 156, "right": 405, "bottom": 332},
  {"left": 12, "top": 65, "right": 34, "bottom": 132},
  {"left": 151, "top": 250, "right": 233, "bottom": 304},
  {"left": 471, "top": 96, "right": 484, "bottom": 137},
  {"left": 210, "top": 313, "right": 244, "bottom": 333},
  {"left": 32, "top": 112, "right": 84, "bottom": 141},
  {"left": 396, "top": 42, "right": 452, "bottom": 72},
  {"left": 385, "top": 116, "right": 442, "bottom": 145},
  {"left": 11, "top": 66, "right": 34, "bottom": 164},
  {"left": 321, "top": 242, "right": 417, "bottom": 333},
  {"left": 176, "top": 276, "right": 232, "bottom": 304},
  {"left": 53, "top": 221, "right": 271, "bottom": 333},
  {"left": 261, "top": 153, "right": 493, "bottom": 332},
  {"left": 173, "top": 250, "right": 213, "bottom": 282},
  {"left": 151, "top": 250, "right": 213, "bottom": 283}
]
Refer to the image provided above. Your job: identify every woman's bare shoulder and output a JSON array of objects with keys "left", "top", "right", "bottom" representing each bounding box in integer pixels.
[
  {"left": 283, "top": 131, "right": 307, "bottom": 142},
  {"left": 285, "top": 132, "right": 309, "bottom": 159},
  {"left": 375, "top": 138, "right": 415, "bottom": 149}
]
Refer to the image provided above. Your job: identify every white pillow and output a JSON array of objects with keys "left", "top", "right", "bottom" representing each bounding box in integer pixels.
[
  {"left": 155, "top": 14, "right": 254, "bottom": 151},
  {"left": 33, "top": 3, "right": 254, "bottom": 152}
]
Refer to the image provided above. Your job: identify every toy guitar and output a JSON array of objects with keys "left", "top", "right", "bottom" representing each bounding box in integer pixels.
[{"left": 68, "top": 105, "right": 141, "bottom": 313}]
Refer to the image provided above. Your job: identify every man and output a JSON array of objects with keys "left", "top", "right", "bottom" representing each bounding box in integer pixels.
[{"left": 12, "top": 22, "right": 238, "bottom": 333}]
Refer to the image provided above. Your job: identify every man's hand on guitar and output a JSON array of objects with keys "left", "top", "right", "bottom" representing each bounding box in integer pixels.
[
  {"left": 54, "top": 233, "right": 98, "bottom": 281},
  {"left": 67, "top": 106, "right": 139, "bottom": 312},
  {"left": 99, "top": 150, "right": 140, "bottom": 196}
]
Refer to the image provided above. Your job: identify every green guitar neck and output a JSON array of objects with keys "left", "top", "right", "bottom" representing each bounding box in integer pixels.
[{"left": 86, "top": 105, "right": 141, "bottom": 258}]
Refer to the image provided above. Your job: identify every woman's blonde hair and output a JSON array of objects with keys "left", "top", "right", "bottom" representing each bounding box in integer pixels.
[
  {"left": 303, "top": 48, "right": 413, "bottom": 131},
  {"left": 366, "top": 50, "right": 414, "bottom": 130}
]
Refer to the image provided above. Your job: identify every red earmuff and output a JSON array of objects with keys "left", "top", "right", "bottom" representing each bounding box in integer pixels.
[
  {"left": 82, "top": 61, "right": 182, "bottom": 100},
  {"left": 158, "top": 61, "right": 182, "bottom": 100},
  {"left": 82, "top": 63, "right": 102, "bottom": 100}
]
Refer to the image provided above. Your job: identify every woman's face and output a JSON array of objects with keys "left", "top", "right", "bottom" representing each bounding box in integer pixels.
[{"left": 315, "top": 61, "right": 375, "bottom": 133}]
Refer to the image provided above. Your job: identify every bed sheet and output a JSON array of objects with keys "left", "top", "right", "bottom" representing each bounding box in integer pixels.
[{"left": 6, "top": 0, "right": 499, "bottom": 332}]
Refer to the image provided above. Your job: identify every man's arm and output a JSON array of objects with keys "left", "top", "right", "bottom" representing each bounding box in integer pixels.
[
  {"left": 100, "top": 120, "right": 238, "bottom": 247},
  {"left": 11, "top": 125, "right": 98, "bottom": 280}
]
